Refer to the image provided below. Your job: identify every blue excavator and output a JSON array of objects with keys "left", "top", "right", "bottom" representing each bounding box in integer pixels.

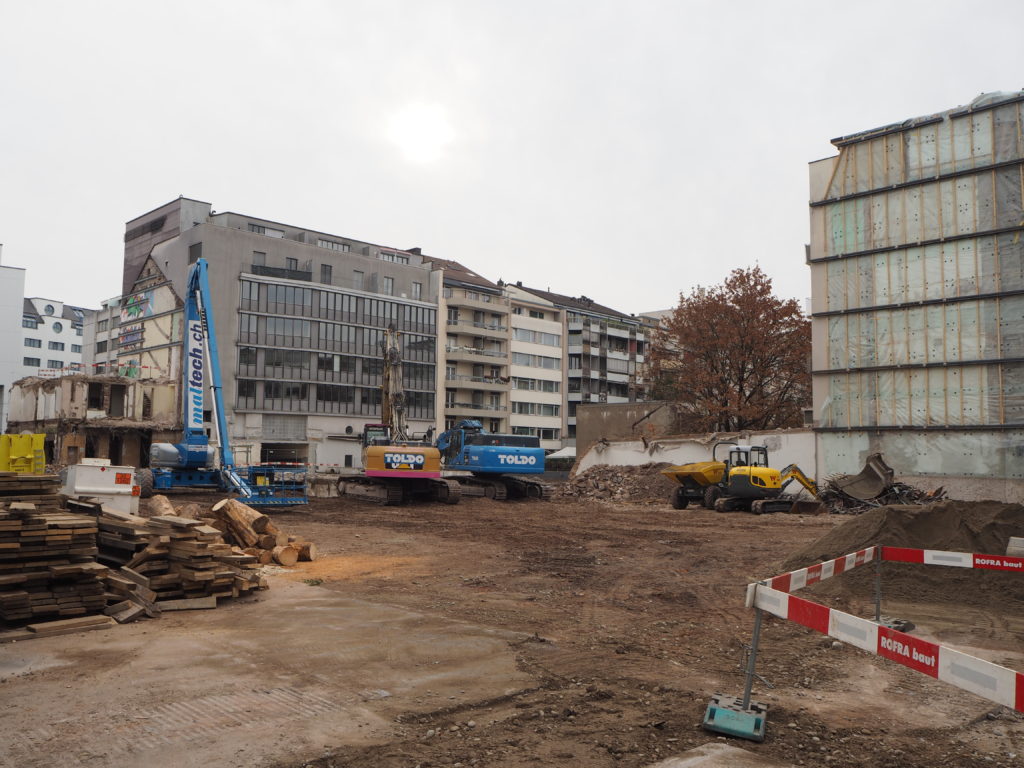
[{"left": 435, "top": 419, "right": 549, "bottom": 500}]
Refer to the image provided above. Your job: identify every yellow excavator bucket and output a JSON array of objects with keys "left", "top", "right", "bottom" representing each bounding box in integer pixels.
[
  {"left": 0, "top": 434, "right": 45, "bottom": 474},
  {"left": 661, "top": 460, "right": 726, "bottom": 487}
]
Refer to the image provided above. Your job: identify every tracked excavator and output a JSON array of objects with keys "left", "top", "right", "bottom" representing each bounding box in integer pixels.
[
  {"left": 660, "top": 441, "right": 820, "bottom": 514},
  {"left": 337, "top": 327, "right": 460, "bottom": 505},
  {"left": 436, "top": 419, "right": 550, "bottom": 500}
]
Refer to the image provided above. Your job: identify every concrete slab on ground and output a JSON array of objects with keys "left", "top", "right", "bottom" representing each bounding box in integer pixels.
[
  {"left": 647, "top": 742, "right": 796, "bottom": 767},
  {"left": 0, "top": 578, "right": 535, "bottom": 768}
]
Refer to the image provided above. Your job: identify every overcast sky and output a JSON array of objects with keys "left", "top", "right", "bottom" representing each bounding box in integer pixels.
[{"left": 1, "top": 1, "right": 1021, "bottom": 315}]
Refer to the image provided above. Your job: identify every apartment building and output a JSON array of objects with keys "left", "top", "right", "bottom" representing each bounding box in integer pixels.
[
  {"left": 808, "top": 90, "right": 1024, "bottom": 498},
  {"left": 429, "top": 259, "right": 511, "bottom": 433},
  {"left": 120, "top": 197, "right": 443, "bottom": 468},
  {"left": 20, "top": 298, "right": 88, "bottom": 379},
  {"left": 505, "top": 283, "right": 564, "bottom": 450},
  {"left": 513, "top": 287, "right": 645, "bottom": 445}
]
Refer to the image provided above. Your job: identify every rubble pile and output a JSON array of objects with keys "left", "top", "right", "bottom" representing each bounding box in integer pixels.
[
  {"left": 560, "top": 463, "right": 677, "bottom": 503},
  {"left": 818, "top": 478, "right": 947, "bottom": 514}
]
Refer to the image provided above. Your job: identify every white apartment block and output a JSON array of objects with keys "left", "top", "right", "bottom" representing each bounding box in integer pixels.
[
  {"left": 506, "top": 285, "right": 564, "bottom": 450},
  {"left": 20, "top": 298, "right": 87, "bottom": 380}
]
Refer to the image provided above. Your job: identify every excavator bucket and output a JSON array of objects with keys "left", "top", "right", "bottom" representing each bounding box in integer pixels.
[
  {"left": 788, "top": 499, "right": 826, "bottom": 515},
  {"left": 830, "top": 453, "right": 895, "bottom": 501}
]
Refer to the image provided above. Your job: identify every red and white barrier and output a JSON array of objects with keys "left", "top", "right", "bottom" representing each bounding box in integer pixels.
[{"left": 747, "top": 546, "right": 1024, "bottom": 713}]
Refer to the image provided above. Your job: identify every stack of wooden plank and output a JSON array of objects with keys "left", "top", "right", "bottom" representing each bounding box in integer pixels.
[
  {"left": 0, "top": 475, "right": 109, "bottom": 624},
  {"left": 67, "top": 499, "right": 268, "bottom": 621}
]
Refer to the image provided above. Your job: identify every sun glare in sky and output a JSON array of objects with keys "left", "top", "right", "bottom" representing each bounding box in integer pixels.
[{"left": 386, "top": 102, "right": 456, "bottom": 164}]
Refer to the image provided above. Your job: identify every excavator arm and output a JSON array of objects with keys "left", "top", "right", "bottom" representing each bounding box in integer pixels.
[{"left": 779, "top": 464, "right": 819, "bottom": 497}]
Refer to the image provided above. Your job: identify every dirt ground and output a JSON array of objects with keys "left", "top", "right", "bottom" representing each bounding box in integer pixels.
[{"left": 2, "top": 491, "right": 1022, "bottom": 767}]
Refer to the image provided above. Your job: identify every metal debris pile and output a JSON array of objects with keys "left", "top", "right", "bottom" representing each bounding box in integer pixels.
[{"left": 817, "top": 453, "right": 947, "bottom": 514}]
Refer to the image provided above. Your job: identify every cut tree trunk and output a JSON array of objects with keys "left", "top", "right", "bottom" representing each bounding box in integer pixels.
[
  {"left": 298, "top": 542, "right": 318, "bottom": 562},
  {"left": 210, "top": 499, "right": 267, "bottom": 548},
  {"left": 271, "top": 546, "right": 299, "bottom": 567},
  {"left": 148, "top": 495, "right": 177, "bottom": 518}
]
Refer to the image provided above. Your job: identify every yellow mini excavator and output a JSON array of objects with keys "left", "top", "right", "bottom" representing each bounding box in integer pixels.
[{"left": 660, "top": 441, "right": 819, "bottom": 514}]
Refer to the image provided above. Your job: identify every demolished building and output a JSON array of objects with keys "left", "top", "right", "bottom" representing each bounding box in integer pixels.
[{"left": 7, "top": 374, "right": 179, "bottom": 467}]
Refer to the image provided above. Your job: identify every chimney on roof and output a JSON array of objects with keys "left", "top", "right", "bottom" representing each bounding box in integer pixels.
[
  {"left": 517, "top": 281, "right": 522, "bottom": 287},
  {"left": 408, "top": 247, "right": 422, "bottom": 255}
]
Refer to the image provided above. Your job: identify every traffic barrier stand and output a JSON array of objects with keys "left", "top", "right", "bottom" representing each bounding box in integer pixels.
[{"left": 705, "top": 545, "right": 1024, "bottom": 743}]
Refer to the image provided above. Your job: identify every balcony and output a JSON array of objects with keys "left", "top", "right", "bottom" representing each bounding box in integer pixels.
[
  {"left": 444, "top": 401, "right": 508, "bottom": 416},
  {"left": 251, "top": 264, "right": 313, "bottom": 282},
  {"left": 446, "top": 319, "right": 508, "bottom": 338},
  {"left": 447, "top": 292, "right": 510, "bottom": 312},
  {"left": 445, "top": 345, "right": 507, "bottom": 363},
  {"left": 445, "top": 374, "right": 510, "bottom": 391}
]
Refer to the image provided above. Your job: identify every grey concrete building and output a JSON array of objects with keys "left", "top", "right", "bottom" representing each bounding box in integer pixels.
[
  {"left": 121, "top": 197, "right": 443, "bottom": 468},
  {"left": 808, "top": 90, "right": 1024, "bottom": 499}
]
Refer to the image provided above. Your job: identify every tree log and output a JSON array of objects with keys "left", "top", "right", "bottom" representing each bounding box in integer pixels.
[
  {"left": 148, "top": 495, "right": 177, "bottom": 518},
  {"left": 175, "top": 502, "right": 207, "bottom": 520},
  {"left": 210, "top": 499, "right": 263, "bottom": 548},
  {"left": 257, "top": 533, "right": 279, "bottom": 550},
  {"left": 258, "top": 519, "right": 279, "bottom": 535},
  {"left": 298, "top": 542, "right": 318, "bottom": 562},
  {"left": 271, "top": 545, "right": 299, "bottom": 567}
]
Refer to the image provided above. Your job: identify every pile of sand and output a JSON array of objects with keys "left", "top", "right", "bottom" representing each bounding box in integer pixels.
[{"left": 783, "top": 501, "right": 1024, "bottom": 605}]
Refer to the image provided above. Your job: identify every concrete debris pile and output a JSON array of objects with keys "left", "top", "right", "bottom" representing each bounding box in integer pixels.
[{"left": 560, "top": 463, "right": 677, "bottom": 503}]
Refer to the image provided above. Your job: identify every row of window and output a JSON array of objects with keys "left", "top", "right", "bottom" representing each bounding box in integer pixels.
[
  {"left": 511, "top": 426, "right": 562, "bottom": 440},
  {"left": 236, "top": 380, "right": 434, "bottom": 418},
  {"left": 23, "top": 358, "right": 67, "bottom": 368},
  {"left": 240, "top": 281, "right": 433, "bottom": 330},
  {"left": 25, "top": 339, "right": 79, "bottom": 352},
  {"left": 238, "top": 347, "right": 435, "bottom": 390},
  {"left": 22, "top": 317, "right": 80, "bottom": 335},
  {"left": 512, "top": 307, "right": 552, "bottom": 320},
  {"left": 239, "top": 316, "right": 436, "bottom": 361},
  {"left": 511, "top": 352, "right": 561, "bottom": 370},
  {"left": 511, "top": 401, "right": 560, "bottom": 416},
  {"left": 512, "top": 328, "right": 561, "bottom": 346},
  {"left": 511, "top": 376, "right": 560, "bottom": 393}
]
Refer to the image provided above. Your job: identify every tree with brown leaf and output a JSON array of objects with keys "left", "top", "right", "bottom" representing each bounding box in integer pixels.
[{"left": 648, "top": 267, "right": 810, "bottom": 432}]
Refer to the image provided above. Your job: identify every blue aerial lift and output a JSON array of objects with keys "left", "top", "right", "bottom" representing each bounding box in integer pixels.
[
  {"left": 137, "top": 258, "right": 305, "bottom": 506},
  {"left": 435, "top": 419, "right": 549, "bottom": 500}
]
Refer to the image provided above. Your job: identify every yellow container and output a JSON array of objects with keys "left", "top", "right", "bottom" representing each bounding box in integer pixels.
[
  {"left": 0, "top": 434, "right": 46, "bottom": 474},
  {"left": 660, "top": 460, "right": 726, "bottom": 487}
]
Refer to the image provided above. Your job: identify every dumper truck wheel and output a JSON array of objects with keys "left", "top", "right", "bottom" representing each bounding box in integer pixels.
[
  {"left": 670, "top": 486, "right": 689, "bottom": 510},
  {"left": 137, "top": 468, "right": 154, "bottom": 499},
  {"left": 703, "top": 486, "right": 720, "bottom": 510}
]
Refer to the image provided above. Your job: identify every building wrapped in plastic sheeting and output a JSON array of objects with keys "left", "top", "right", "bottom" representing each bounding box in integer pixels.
[{"left": 808, "top": 91, "right": 1024, "bottom": 499}]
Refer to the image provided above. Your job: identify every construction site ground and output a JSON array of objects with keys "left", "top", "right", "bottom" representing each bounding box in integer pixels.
[{"left": 1, "top": 493, "right": 1021, "bottom": 768}]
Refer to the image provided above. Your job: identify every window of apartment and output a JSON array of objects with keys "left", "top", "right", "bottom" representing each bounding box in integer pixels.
[
  {"left": 353, "top": 270, "right": 364, "bottom": 291},
  {"left": 71, "top": 344, "right": 81, "bottom": 353},
  {"left": 447, "top": 308, "right": 459, "bottom": 325},
  {"left": 539, "top": 427, "right": 560, "bottom": 441},
  {"left": 97, "top": 319, "right": 109, "bottom": 332},
  {"left": 317, "top": 238, "right": 351, "bottom": 253},
  {"left": 446, "top": 364, "right": 457, "bottom": 380},
  {"left": 48, "top": 341, "right": 65, "bottom": 351},
  {"left": 253, "top": 251, "right": 267, "bottom": 266},
  {"left": 237, "top": 380, "right": 257, "bottom": 409},
  {"left": 24, "top": 338, "right": 41, "bottom": 348},
  {"left": 188, "top": 242, "right": 203, "bottom": 264},
  {"left": 512, "top": 306, "right": 523, "bottom": 315},
  {"left": 412, "top": 282, "right": 422, "bottom": 301},
  {"left": 52, "top": 322, "right": 63, "bottom": 333},
  {"left": 382, "top": 276, "right": 394, "bottom": 296},
  {"left": 23, "top": 357, "right": 40, "bottom": 367},
  {"left": 75, "top": 325, "right": 82, "bottom": 336},
  {"left": 379, "top": 251, "right": 410, "bottom": 264},
  {"left": 443, "top": 287, "right": 453, "bottom": 299},
  {"left": 248, "top": 223, "right": 284, "bottom": 238},
  {"left": 22, "top": 317, "right": 37, "bottom": 329},
  {"left": 529, "top": 309, "right": 545, "bottom": 320},
  {"left": 286, "top": 257, "right": 298, "bottom": 271},
  {"left": 96, "top": 340, "right": 108, "bottom": 354},
  {"left": 47, "top": 359, "right": 62, "bottom": 368},
  {"left": 513, "top": 328, "right": 560, "bottom": 346},
  {"left": 320, "top": 264, "right": 333, "bottom": 284},
  {"left": 489, "top": 419, "right": 500, "bottom": 432}
]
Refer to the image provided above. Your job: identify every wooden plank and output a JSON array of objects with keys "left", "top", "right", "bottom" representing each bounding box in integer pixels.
[
  {"left": 27, "top": 615, "right": 114, "bottom": 633},
  {"left": 154, "top": 596, "right": 217, "bottom": 611}
]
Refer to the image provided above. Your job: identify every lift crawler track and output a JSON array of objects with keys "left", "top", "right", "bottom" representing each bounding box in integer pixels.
[{"left": 338, "top": 477, "right": 460, "bottom": 506}]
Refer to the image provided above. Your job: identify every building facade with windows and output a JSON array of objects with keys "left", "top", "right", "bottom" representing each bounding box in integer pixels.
[
  {"left": 428, "top": 259, "right": 511, "bottom": 434},
  {"left": 513, "top": 288, "right": 646, "bottom": 446},
  {"left": 505, "top": 284, "right": 565, "bottom": 450},
  {"left": 0, "top": 258, "right": 26, "bottom": 430},
  {"left": 121, "top": 197, "right": 443, "bottom": 468},
  {"left": 808, "top": 90, "right": 1024, "bottom": 498},
  {"left": 20, "top": 298, "right": 88, "bottom": 379}
]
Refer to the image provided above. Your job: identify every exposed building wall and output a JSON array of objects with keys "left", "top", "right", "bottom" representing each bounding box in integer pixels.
[
  {"left": 576, "top": 401, "right": 680, "bottom": 452},
  {"left": 0, "top": 263, "right": 26, "bottom": 430},
  {"left": 507, "top": 287, "right": 564, "bottom": 450},
  {"left": 808, "top": 90, "right": 1024, "bottom": 499}
]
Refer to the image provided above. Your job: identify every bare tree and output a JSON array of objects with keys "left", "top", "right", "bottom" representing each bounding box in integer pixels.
[{"left": 648, "top": 267, "right": 810, "bottom": 432}]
